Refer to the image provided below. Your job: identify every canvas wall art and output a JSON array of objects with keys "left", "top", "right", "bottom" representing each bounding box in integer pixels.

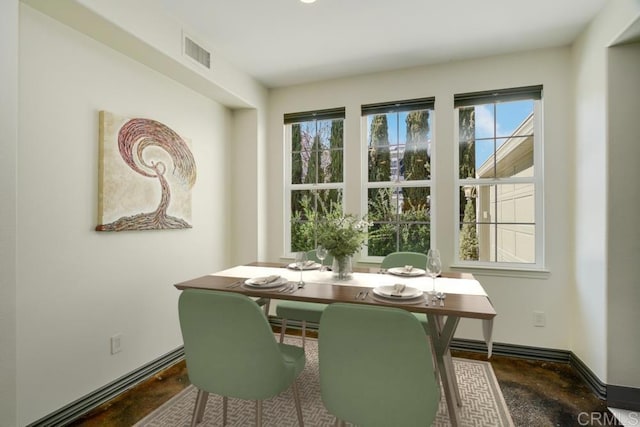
[{"left": 96, "top": 111, "right": 197, "bottom": 231}]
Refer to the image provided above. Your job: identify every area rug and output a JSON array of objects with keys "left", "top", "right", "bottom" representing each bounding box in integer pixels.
[{"left": 135, "top": 337, "right": 514, "bottom": 427}]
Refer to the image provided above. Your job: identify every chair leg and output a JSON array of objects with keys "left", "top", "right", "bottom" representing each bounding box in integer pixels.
[
  {"left": 255, "top": 400, "right": 262, "bottom": 427},
  {"left": 222, "top": 396, "right": 228, "bottom": 426},
  {"left": 301, "top": 320, "right": 307, "bottom": 349},
  {"left": 291, "top": 380, "right": 304, "bottom": 427},
  {"left": 262, "top": 299, "right": 271, "bottom": 316},
  {"left": 191, "top": 389, "right": 209, "bottom": 427},
  {"left": 280, "top": 319, "right": 288, "bottom": 343}
]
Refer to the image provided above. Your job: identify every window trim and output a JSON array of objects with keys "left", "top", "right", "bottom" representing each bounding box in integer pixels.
[
  {"left": 453, "top": 94, "right": 545, "bottom": 271},
  {"left": 359, "top": 99, "right": 435, "bottom": 263},
  {"left": 283, "top": 113, "right": 346, "bottom": 258}
]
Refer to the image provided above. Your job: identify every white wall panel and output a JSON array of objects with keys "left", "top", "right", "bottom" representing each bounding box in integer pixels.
[
  {"left": 17, "top": 5, "right": 232, "bottom": 424},
  {"left": 0, "top": 1, "right": 18, "bottom": 426}
]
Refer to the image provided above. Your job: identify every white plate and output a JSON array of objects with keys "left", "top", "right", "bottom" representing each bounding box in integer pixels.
[
  {"left": 387, "top": 267, "right": 426, "bottom": 277},
  {"left": 372, "top": 295, "right": 425, "bottom": 305},
  {"left": 287, "top": 261, "right": 321, "bottom": 271},
  {"left": 244, "top": 276, "right": 288, "bottom": 289},
  {"left": 373, "top": 285, "right": 424, "bottom": 299}
]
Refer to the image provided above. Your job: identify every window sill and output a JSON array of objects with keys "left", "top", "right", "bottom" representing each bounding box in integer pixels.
[{"left": 449, "top": 264, "right": 550, "bottom": 279}]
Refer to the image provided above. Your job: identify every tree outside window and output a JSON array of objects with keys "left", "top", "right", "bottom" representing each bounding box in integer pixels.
[
  {"left": 286, "top": 108, "right": 345, "bottom": 253},
  {"left": 363, "top": 98, "right": 434, "bottom": 258}
]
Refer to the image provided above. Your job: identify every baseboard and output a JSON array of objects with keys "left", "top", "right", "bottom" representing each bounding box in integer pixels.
[
  {"left": 450, "top": 338, "right": 573, "bottom": 363},
  {"left": 451, "top": 338, "right": 609, "bottom": 400},
  {"left": 26, "top": 347, "right": 185, "bottom": 427},
  {"left": 570, "top": 351, "right": 607, "bottom": 400},
  {"left": 607, "top": 385, "right": 640, "bottom": 411}
]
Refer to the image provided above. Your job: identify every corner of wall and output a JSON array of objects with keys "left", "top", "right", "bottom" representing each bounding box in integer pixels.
[{"left": 0, "top": 0, "right": 18, "bottom": 425}]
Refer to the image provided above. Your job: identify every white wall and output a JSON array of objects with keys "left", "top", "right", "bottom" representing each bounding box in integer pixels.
[
  {"left": 231, "top": 109, "right": 260, "bottom": 264},
  {"left": 571, "top": 0, "right": 640, "bottom": 383},
  {"left": 17, "top": 5, "right": 233, "bottom": 424},
  {"left": 268, "top": 48, "right": 574, "bottom": 349},
  {"left": 23, "top": 0, "right": 267, "bottom": 110},
  {"left": 0, "top": 1, "right": 18, "bottom": 425},
  {"left": 607, "top": 41, "right": 640, "bottom": 388}
]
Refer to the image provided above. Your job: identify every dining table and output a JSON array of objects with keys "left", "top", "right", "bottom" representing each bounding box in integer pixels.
[{"left": 174, "top": 261, "right": 497, "bottom": 427}]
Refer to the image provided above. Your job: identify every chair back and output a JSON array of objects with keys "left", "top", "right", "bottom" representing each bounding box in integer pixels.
[
  {"left": 381, "top": 251, "right": 427, "bottom": 269},
  {"left": 178, "top": 289, "right": 291, "bottom": 400},
  {"left": 319, "top": 303, "right": 440, "bottom": 427}
]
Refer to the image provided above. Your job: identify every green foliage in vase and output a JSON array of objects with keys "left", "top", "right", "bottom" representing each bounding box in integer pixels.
[{"left": 315, "top": 206, "right": 371, "bottom": 259}]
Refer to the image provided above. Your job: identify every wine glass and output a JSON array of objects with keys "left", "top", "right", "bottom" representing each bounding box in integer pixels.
[
  {"left": 426, "top": 249, "right": 442, "bottom": 298},
  {"left": 316, "top": 245, "right": 328, "bottom": 272},
  {"left": 295, "top": 251, "right": 308, "bottom": 287}
]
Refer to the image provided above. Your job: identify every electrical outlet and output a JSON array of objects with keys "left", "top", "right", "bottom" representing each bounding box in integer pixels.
[
  {"left": 110, "top": 333, "right": 122, "bottom": 354},
  {"left": 533, "top": 311, "right": 546, "bottom": 327}
]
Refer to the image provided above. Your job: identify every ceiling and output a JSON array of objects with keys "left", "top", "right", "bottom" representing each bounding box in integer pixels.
[{"left": 156, "top": 0, "right": 607, "bottom": 88}]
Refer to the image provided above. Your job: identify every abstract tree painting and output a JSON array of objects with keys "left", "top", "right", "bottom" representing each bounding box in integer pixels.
[{"left": 96, "top": 111, "right": 196, "bottom": 231}]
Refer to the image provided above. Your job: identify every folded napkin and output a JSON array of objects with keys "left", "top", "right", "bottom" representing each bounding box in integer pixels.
[
  {"left": 252, "top": 275, "right": 281, "bottom": 285},
  {"left": 391, "top": 283, "right": 406, "bottom": 297},
  {"left": 404, "top": 265, "right": 413, "bottom": 272}
]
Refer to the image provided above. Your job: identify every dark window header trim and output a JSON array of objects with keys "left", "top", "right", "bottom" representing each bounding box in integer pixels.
[
  {"left": 454, "top": 85, "right": 543, "bottom": 108},
  {"left": 361, "top": 97, "right": 435, "bottom": 116},
  {"left": 284, "top": 107, "right": 345, "bottom": 124}
]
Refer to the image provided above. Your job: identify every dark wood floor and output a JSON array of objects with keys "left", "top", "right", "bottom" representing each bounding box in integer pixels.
[{"left": 69, "top": 327, "right": 613, "bottom": 427}]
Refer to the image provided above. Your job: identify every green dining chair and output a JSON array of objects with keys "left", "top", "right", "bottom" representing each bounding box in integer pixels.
[
  {"left": 178, "top": 289, "right": 305, "bottom": 427},
  {"left": 381, "top": 251, "right": 430, "bottom": 330},
  {"left": 380, "top": 251, "right": 428, "bottom": 270},
  {"left": 318, "top": 303, "right": 440, "bottom": 427},
  {"left": 275, "top": 249, "right": 333, "bottom": 348}
]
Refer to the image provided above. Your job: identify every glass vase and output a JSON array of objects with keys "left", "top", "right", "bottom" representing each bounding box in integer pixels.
[{"left": 332, "top": 255, "right": 353, "bottom": 280}]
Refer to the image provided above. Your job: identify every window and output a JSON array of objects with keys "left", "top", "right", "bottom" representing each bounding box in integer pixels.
[
  {"left": 362, "top": 98, "right": 435, "bottom": 258},
  {"left": 285, "top": 108, "right": 345, "bottom": 254},
  {"left": 455, "top": 85, "right": 543, "bottom": 268}
]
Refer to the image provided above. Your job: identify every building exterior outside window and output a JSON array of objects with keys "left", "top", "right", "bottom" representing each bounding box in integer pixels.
[{"left": 455, "top": 86, "right": 544, "bottom": 269}]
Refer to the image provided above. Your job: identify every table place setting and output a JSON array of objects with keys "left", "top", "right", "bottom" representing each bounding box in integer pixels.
[
  {"left": 386, "top": 265, "right": 427, "bottom": 277},
  {"left": 368, "top": 283, "right": 431, "bottom": 305},
  {"left": 373, "top": 283, "right": 422, "bottom": 299},
  {"left": 286, "top": 260, "right": 321, "bottom": 270},
  {"left": 243, "top": 275, "right": 288, "bottom": 289}
]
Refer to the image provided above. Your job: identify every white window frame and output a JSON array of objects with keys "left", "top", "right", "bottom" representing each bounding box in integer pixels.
[
  {"left": 283, "top": 113, "right": 345, "bottom": 258},
  {"left": 359, "top": 99, "right": 435, "bottom": 263},
  {"left": 453, "top": 89, "right": 545, "bottom": 271}
]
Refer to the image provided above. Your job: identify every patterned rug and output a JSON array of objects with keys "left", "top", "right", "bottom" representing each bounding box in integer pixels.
[{"left": 135, "top": 337, "right": 513, "bottom": 427}]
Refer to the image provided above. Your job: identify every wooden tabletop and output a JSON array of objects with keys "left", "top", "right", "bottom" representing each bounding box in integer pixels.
[{"left": 174, "top": 262, "right": 496, "bottom": 320}]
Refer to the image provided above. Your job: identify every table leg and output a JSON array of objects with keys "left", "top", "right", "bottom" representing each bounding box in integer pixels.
[{"left": 427, "top": 314, "right": 461, "bottom": 427}]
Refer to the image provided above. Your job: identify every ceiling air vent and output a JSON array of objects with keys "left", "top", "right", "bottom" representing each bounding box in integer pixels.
[{"left": 183, "top": 34, "right": 211, "bottom": 70}]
